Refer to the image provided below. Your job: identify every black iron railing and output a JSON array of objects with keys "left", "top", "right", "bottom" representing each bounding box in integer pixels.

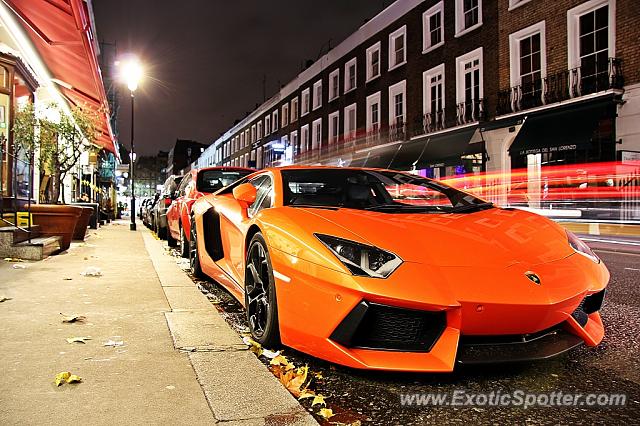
[{"left": 497, "top": 58, "right": 624, "bottom": 116}]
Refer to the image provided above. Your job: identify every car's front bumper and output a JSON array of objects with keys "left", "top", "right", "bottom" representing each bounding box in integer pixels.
[{"left": 269, "top": 247, "right": 608, "bottom": 372}]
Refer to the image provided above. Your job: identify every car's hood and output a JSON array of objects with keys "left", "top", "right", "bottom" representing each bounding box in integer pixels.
[{"left": 294, "top": 206, "right": 573, "bottom": 267}]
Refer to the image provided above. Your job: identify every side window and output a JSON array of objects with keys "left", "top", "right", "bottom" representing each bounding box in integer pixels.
[
  {"left": 177, "top": 175, "right": 192, "bottom": 196},
  {"left": 248, "top": 175, "right": 273, "bottom": 217}
]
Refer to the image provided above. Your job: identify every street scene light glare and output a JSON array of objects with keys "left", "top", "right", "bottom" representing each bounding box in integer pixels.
[{"left": 119, "top": 56, "right": 143, "bottom": 92}]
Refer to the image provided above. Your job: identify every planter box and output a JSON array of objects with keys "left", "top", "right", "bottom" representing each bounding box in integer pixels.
[
  {"left": 72, "top": 206, "right": 94, "bottom": 240},
  {"left": 30, "top": 204, "right": 83, "bottom": 251}
]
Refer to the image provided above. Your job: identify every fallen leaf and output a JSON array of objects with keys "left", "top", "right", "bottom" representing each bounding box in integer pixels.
[
  {"left": 318, "top": 408, "right": 334, "bottom": 419},
  {"left": 103, "top": 339, "right": 124, "bottom": 347},
  {"left": 66, "top": 374, "right": 82, "bottom": 384},
  {"left": 312, "top": 394, "right": 327, "bottom": 407},
  {"left": 4, "top": 257, "right": 24, "bottom": 262},
  {"left": 270, "top": 355, "right": 290, "bottom": 366},
  {"left": 55, "top": 371, "right": 70, "bottom": 386},
  {"left": 285, "top": 365, "right": 308, "bottom": 397},
  {"left": 60, "top": 313, "right": 87, "bottom": 323},
  {"left": 63, "top": 278, "right": 73, "bottom": 281},
  {"left": 261, "top": 348, "right": 280, "bottom": 359},
  {"left": 242, "top": 336, "right": 263, "bottom": 357},
  {"left": 298, "top": 390, "right": 316, "bottom": 400},
  {"left": 0, "top": 297, "right": 12, "bottom": 303},
  {"left": 66, "top": 337, "right": 91, "bottom": 344},
  {"left": 12, "top": 264, "right": 27, "bottom": 269},
  {"left": 314, "top": 372, "right": 323, "bottom": 380}
]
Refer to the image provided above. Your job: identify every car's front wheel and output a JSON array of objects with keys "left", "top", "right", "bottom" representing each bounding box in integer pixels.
[
  {"left": 245, "top": 232, "right": 280, "bottom": 347},
  {"left": 189, "top": 217, "right": 206, "bottom": 279}
]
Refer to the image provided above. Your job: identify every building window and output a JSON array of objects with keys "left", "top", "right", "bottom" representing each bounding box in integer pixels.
[
  {"left": 265, "top": 115, "right": 271, "bottom": 135},
  {"left": 313, "top": 80, "right": 322, "bottom": 110},
  {"left": 344, "top": 58, "right": 357, "bottom": 93},
  {"left": 272, "top": 110, "right": 279, "bottom": 131},
  {"left": 301, "top": 124, "right": 310, "bottom": 153},
  {"left": 328, "top": 111, "right": 340, "bottom": 145},
  {"left": 301, "top": 88, "right": 310, "bottom": 116},
  {"left": 389, "top": 80, "right": 406, "bottom": 130},
  {"left": 312, "top": 118, "right": 322, "bottom": 151},
  {"left": 251, "top": 124, "right": 256, "bottom": 143},
  {"left": 344, "top": 103, "right": 357, "bottom": 141},
  {"left": 257, "top": 121, "right": 263, "bottom": 139},
  {"left": 456, "top": 47, "right": 484, "bottom": 122},
  {"left": 455, "top": 0, "right": 483, "bottom": 37},
  {"left": 423, "top": 64, "right": 445, "bottom": 131},
  {"left": 290, "top": 130, "right": 299, "bottom": 156},
  {"left": 291, "top": 97, "right": 299, "bottom": 122},
  {"left": 568, "top": 0, "right": 613, "bottom": 95},
  {"left": 389, "top": 26, "right": 407, "bottom": 70},
  {"left": 329, "top": 69, "right": 339, "bottom": 101},
  {"left": 509, "top": 0, "right": 533, "bottom": 10},
  {"left": 423, "top": 2, "right": 444, "bottom": 53},
  {"left": 240, "top": 132, "right": 245, "bottom": 149},
  {"left": 509, "top": 21, "right": 546, "bottom": 108},
  {"left": 282, "top": 103, "right": 289, "bottom": 127},
  {"left": 366, "top": 42, "right": 381, "bottom": 82},
  {"left": 366, "top": 91, "right": 381, "bottom": 137}
]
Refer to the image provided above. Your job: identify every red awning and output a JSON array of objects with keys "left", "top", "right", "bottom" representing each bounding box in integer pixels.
[{"left": 5, "top": 0, "right": 117, "bottom": 155}]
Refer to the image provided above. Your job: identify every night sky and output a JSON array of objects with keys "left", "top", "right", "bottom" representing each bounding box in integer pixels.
[{"left": 93, "top": 1, "right": 388, "bottom": 156}]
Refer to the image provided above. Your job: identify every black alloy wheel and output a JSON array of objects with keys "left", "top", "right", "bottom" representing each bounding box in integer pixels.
[
  {"left": 180, "top": 225, "right": 189, "bottom": 258},
  {"left": 245, "top": 232, "right": 280, "bottom": 347},
  {"left": 189, "top": 217, "right": 205, "bottom": 279}
]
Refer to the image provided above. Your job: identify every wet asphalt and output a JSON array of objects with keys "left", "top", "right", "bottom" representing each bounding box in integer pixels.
[{"left": 173, "top": 242, "right": 640, "bottom": 425}]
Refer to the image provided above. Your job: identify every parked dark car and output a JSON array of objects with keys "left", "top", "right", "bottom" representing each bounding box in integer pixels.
[{"left": 153, "top": 174, "right": 183, "bottom": 239}]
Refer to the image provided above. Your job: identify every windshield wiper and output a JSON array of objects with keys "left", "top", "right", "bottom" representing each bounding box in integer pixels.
[{"left": 448, "top": 202, "right": 494, "bottom": 213}]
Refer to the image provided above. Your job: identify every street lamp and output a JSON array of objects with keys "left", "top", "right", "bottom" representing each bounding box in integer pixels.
[{"left": 119, "top": 56, "right": 143, "bottom": 231}]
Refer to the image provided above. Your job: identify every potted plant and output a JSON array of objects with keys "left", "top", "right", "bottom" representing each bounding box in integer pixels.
[{"left": 13, "top": 102, "right": 99, "bottom": 249}]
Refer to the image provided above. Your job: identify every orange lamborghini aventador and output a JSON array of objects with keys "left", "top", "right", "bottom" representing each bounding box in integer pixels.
[{"left": 189, "top": 166, "right": 609, "bottom": 372}]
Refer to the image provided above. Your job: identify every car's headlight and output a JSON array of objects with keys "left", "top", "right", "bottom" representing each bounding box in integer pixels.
[
  {"left": 567, "top": 230, "right": 600, "bottom": 263},
  {"left": 315, "top": 234, "right": 402, "bottom": 278}
]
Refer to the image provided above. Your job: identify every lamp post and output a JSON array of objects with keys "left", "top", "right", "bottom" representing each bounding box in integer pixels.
[{"left": 120, "top": 57, "right": 143, "bottom": 231}]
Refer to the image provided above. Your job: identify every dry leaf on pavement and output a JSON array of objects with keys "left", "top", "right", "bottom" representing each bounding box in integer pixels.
[
  {"left": 66, "top": 337, "right": 91, "bottom": 344},
  {"left": 54, "top": 371, "right": 81, "bottom": 386},
  {"left": 4, "top": 257, "right": 24, "bottom": 262},
  {"left": 312, "top": 394, "right": 327, "bottom": 407},
  {"left": 298, "top": 390, "right": 316, "bottom": 400},
  {"left": 0, "top": 297, "right": 12, "bottom": 303},
  {"left": 317, "top": 408, "right": 334, "bottom": 419},
  {"left": 103, "top": 339, "right": 124, "bottom": 347},
  {"left": 60, "top": 313, "right": 87, "bottom": 323},
  {"left": 12, "top": 264, "right": 27, "bottom": 269},
  {"left": 242, "top": 336, "right": 263, "bottom": 357},
  {"left": 269, "top": 355, "right": 290, "bottom": 366}
]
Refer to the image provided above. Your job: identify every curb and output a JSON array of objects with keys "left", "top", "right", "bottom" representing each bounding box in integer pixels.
[{"left": 558, "top": 222, "right": 640, "bottom": 238}]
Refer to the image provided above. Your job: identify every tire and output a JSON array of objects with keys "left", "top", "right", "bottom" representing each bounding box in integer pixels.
[
  {"left": 167, "top": 228, "right": 178, "bottom": 247},
  {"left": 158, "top": 225, "right": 167, "bottom": 240},
  {"left": 180, "top": 225, "right": 189, "bottom": 258},
  {"left": 189, "top": 217, "right": 206, "bottom": 279},
  {"left": 245, "top": 232, "right": 280, "bottom": 347}
]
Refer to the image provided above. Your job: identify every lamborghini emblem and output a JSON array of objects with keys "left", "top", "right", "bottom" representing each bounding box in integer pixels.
[{"left": 525, "top": 272, "right": 541, "bottom": 285}]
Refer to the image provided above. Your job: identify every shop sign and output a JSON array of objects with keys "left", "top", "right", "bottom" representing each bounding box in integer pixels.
[{"left": 518, "top": 144, "right": 577, "bottom": 156}]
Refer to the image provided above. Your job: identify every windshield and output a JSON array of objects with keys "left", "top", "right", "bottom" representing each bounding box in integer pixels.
[
  {"left": 281, "top": 169, "right": 491, "bottom": 213},
  {"left": 197, "top": 169, "right": 254, "bottom": 193}
]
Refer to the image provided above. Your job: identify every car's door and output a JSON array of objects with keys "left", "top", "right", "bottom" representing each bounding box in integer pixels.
[
  {"left": 168, "top": 174, "right": 191, "bottom": 238},
  {"left": 217, "top": 173, "right": 273, "bottom": 285}
]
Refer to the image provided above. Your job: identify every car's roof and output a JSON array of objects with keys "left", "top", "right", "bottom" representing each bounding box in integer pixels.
[
  {"left": 195, "top": 166, "right": 255, "bottom": 173},
  {"left": 259, "top": 165, "right": 400, "bottom": 173}
]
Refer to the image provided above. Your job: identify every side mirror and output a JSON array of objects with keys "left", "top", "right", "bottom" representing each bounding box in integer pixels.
[{"left": 232, "top": 183, "right": 257, "bottom": 211}]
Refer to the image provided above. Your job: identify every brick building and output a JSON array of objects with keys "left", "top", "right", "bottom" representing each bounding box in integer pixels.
[{"left": 197, "top": 0, "right": 639, "bottom": 191}]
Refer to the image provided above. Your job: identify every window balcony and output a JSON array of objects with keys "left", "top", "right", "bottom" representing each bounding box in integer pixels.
[{"left": 497, "top": 57, "right": 623, "bottom": 116}]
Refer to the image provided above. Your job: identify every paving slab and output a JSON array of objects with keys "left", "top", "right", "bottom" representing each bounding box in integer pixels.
[
  {"left": 165, "top": 310, "right": 246, "bottom": 349},
  {"left": 189, "top": 351, "right": 314, "bottom": 424},
  {"left": 163, "top": 286, "right": 213, "bottom": 311}
]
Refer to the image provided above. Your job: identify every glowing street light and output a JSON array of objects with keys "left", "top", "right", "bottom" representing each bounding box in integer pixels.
[{"left": 117, "top": 55, "right": 144, "bottom": 231}]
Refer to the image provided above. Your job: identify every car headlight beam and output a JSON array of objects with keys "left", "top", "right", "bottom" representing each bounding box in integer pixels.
[
  {"left": 315, "top": 234, "right": 402, "bottom": 278},
  {"left": 566, "top": 230, "right": 600, "bottom": 264}
]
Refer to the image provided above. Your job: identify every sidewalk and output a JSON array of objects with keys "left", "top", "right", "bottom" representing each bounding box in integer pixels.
[
  {"left": 0, "top": 221, "right": 314, "bottom": 425},
  {"left": 558, "top": 221, "right": 640, "bottom": 238}
]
